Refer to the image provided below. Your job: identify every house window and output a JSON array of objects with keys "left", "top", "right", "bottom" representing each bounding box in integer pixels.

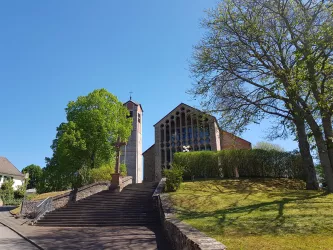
[
  {"left": 138, "top": 113, "right": 141, "bottom": 123},
  {"left": 4, "top": 176, "right": 12, "bottom": 181}
]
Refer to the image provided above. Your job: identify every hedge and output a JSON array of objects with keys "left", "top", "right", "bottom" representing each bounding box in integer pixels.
[
  {"left": 173, "top": 149, "right": 304, "bottom": 180},
  {"left": 163, "top": 167, "right": 183, "bottom": 192}
]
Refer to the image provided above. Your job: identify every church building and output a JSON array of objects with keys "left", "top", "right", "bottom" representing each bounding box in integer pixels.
[{"left": 143, "top": 103, "right": 251, "bottom": 182}]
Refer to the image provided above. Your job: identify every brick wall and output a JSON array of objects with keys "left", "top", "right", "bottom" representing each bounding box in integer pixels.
[
  {"left": 143, "top": 145, "right": 155, "bottom": 182},
  {"left": 220, "top": 130, "right": 252, "bottom": 149}
]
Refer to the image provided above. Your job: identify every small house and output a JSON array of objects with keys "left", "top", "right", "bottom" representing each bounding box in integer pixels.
[{"left": 0, "top": 157, "right": 24, "bottom": 190}]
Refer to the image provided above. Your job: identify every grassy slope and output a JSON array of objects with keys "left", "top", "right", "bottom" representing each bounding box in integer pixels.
[
  {"left": 169, "top": 179, "right": 333, "bottom": 250},
  {"left": 10, "top": 190, "right": 69, "bottom": 215}
]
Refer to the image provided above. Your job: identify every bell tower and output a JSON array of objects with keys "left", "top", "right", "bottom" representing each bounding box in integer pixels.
[{"left": 121, "top": 98, "right": 143, "bottom": 183}]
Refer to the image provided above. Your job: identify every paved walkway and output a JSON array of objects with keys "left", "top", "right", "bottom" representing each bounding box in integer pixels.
[
  {"left": 0, "top": 224, "right": 38, "bottom": 250},
  {"left": 0, "top": 207, "right": 168, "bottom": 250}
]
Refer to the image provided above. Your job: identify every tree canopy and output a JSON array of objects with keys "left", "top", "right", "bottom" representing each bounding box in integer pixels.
[
  {"left": 253, "top": 142, "right": 285, "bottom": 152},
  {"left": 22, "top": 164, "right": 43, "bottom": 189},
  {"left": 39, "top": 89, "right": 132, "bottom": 191},
  {"left": 190, "top": 0, "right": 333, "bottom": 191}
]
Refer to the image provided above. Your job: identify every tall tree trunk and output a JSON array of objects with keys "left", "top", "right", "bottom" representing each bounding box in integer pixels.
[
  {"left": 294, "top": 115, "right": 319, "bottom": 190},
  {"left": 322, "top": 115, "right": 333, "bottom": 171},
  {"left": 304, "top": 113, "right": 333, "bottom": 192},
  {"left": 313, "top": 132, "right": 333, "bottom": 193},
  {"left": 305, "top": 60, "right": 333, "bottom": 184}
]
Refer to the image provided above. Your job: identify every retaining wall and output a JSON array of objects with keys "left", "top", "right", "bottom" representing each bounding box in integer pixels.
[{"left": 153, "top": 178, "right": 227, "bottom": 250}]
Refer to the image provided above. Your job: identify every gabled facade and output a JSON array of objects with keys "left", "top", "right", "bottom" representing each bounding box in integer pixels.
[
  {"left": 0, "top": 157, "right": 24, "bottom": 190},
  {"left": 143, "top": 103, "right": 251, "bottom": 182}
]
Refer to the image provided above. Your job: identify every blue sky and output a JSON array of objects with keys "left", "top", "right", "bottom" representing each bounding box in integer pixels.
[{"left": 0, "top": 1, "right": 298, "bottom": 171}]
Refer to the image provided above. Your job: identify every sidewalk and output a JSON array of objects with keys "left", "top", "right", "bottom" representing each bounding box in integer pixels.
[
  {"left": 0, "top": 207, "right": 165, "bottom": 250},
  {"left": 0, "top": 206, "right": 42, "bottom": 249},
  {"left": 0, "top": 224, "right": 38, "bottom": 250}
]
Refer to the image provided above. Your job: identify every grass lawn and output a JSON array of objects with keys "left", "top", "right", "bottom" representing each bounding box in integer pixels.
[
  {"left": 168, "top": 178, "right": 333, "bottom": 250},
  {"left": 10, "top": 190, "right": 69, "bottom": 215}
]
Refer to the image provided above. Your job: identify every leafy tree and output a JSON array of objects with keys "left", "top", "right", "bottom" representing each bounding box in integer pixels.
[
  {"left": 254, "top": 142, "right": 285, "bottom": 152},
  {"left": 42, "top": 89, "right": 132, "bottom": 190},
  {"left": 22, "top": 164, "right": 43, "bottom": 189},
  {"left": 190, "top": 0, "right": 333, "bottom": 191}
]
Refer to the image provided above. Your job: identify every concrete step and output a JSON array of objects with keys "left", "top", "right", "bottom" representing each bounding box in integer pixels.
[
  {"left": 64, "top": 202, "right": 153, "bottom": 206},
  {"left": 36, "top": 182, "right": 159, "bottom": 228},
  {"left": 48, "top": 210, "right": 154, "bottom": 215},
  {"left": 56, "top": 207, "right": 153, "bottom": 211},
  {"left": 54, "top": 207, "right": 153, "bottom": 211},
  {"left": 43, "top": 213, "right": 157, "bottom": 218},
  {"left": 39, "top": 218, "right": 158, "bottom": 223},
  {"left": 37, "top": 223, "right": 156, "bottom": 227}
]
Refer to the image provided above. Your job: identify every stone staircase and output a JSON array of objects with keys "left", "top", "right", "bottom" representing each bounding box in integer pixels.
[{"left": 36, "top": 182, "right": 159, "bottom": 227}]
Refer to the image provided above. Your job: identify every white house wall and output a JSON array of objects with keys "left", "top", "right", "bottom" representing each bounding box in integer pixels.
[{"left": 0, "top": 175, "right": 23, "bottom": 190}]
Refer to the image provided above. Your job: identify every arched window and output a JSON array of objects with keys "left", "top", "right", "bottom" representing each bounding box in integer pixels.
[
  {"left": 160, "top": 128, "right": 164, "bottom": 142},
  {"left": 166, "top": 148, "right": 171, "bottom": 162},
  {"left": 166, "top": 125, "right": 170, "bottom": 142},
  {"left": 161, "top": 149, "right": 165, "bottom": 163}
]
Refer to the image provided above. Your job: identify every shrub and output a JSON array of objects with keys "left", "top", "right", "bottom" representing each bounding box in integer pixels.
[
  {"left": 0, "top": 179, "right": 22, "bottom": 205},
  {"left": 14, "top": 185, "right": 26, "bottom": 199},
  {"left": 163, "top": 165, "right": 183, "bottom": 192},
  {"left": 1, "top": 179, "right": 14, "bottom": 199},
  {"left": 1, "top": 179, "right": 14, "bottom": 192},
  {"left": 173, "top": 149, "right": 304, "bottom": 180},
  {"left": 90, "top": 163, "right": 115, "bottom": 182},
  {"left": 1, "top": 197, "right": 22, "bottom": 206},
  {"left": 173, "top": 151, "right": 218, "bottom": 180},
  {"left": 120, "top": 164, "right": 127, "bottom": 177}
]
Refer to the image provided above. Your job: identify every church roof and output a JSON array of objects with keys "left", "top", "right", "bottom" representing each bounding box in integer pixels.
[
  {"left": 0, "top": 157, "right": 24, "bottom": 178},
  {"left": 124, "top": 100, "right": 144, "bottom": 112},
  {"left": 142, "top": 144, "right": 155, "bottom": 155},
  {"left": 153, "top": 103, "right": 215, "bottom": 126}
]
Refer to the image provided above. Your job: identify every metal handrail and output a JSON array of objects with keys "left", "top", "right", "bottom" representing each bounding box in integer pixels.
[{"left": 32, "top": 197, "right": 53, "bottom": 224}]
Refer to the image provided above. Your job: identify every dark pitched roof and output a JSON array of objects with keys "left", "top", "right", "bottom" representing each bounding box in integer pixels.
[
  {"left": 124, "top": 100, "right": 144, "bottom": 112},
  {"left": 153, "top": 103, "right": 215, "bottom": 126},
  {"left": 0, "top": 157, "right": 24, "bottom": 178},
  {"left": 143, "top": 144, "right": 155, "bottom": 155}
]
